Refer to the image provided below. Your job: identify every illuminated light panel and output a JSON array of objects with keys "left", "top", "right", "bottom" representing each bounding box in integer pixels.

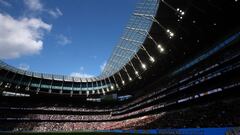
[
  {"left": 150, "top": 56, "right": 155, "bottom": 63},
  {"left": 158, "top": 44, "right": 164, "bottom": 52},
  {"left": 135, "top": 71, "right": 139, "bottom": 75},
  {"left": 142, "top": 63, "right": 147, "bottom": 70}
]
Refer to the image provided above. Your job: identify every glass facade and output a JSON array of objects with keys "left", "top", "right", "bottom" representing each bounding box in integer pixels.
[{"left": 101, "top": 0, "right": 159, "bottom": 77}]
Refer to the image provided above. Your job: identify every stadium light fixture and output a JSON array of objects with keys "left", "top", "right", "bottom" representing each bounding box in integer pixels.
[
  {"left": 129, "top": 77, "right": 132, "bottom": 81},
  {"left": 111, "top": 85, "right": 114, "bottom": 90},
  {"left": 158, "top": 44, "right": 164, "bottom": 52},
  {"left": 135, "top": 71, "right": 139, "bottom": 76},
  {"left": 176, "top": 8, "right": 185, "bottom": 21},
  {"left": 150, "top": 56, "right": 155, "bottom": 63},
  {"left": 14, "top": 85, "right": 20, "bottom": 91},
  {"left": 160, "top": 48, "right": 164, "bottom": 52},
  {"left": 141, "top": 63, "right": 147, "bottom": 70},
  {"left": 102, "top": 90, "right": 106, "bottom": 95},
  {"left": 176, "top": 8, "right": 185, "bottom": 16},
  {"left": 166, "top": 29, "right": 174, "bottom": 38},
  {"left": 97, "top": 90, "right": 100, "bottom": 94},
  {"left": 122, "top": 80, "right": 125, "bottom": 85},
  {"left": 5, "top": 83, "right": 11, "bottom": 88},
  {"left": 86, "top": 91, "right": 89, "bottom": 96}
]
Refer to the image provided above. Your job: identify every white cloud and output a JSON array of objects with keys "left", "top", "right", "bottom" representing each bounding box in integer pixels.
[
  {"left": 80, "top": 66, "right": 84, "bottom": 71},
  {"left": 24, "top": 0, "right": 63, "bottom": 19},
  {"left": 56, "top": 34, "right": 71, "bottom": 46},
  {"left": 70, "top": 72, "right": 94, "bottom": 78},
  {"left": 48, "top": 8, "right": 63, "bottom": 18},
  {"left": 70, "top": 63, "right": 108, "bottom": 78},
  {"left": 70, "top": 66, "right": 94, "bottom": 78},
  {"left": 18, "top": 63, "right": 30, "bottom": 70},
  {"left": 0, "top": 13, "right": 52, "bottom": 59},
  {"left": 0, "top": 0, "right": 12, "bottom": 7},
  {"left": 22, "top": 0, "right": 62, "bottom": 30},
  {"left": 100, "top": 61, "right": 107, "bottom": 72},
  {"left": 90, "top": 55, "right": 97, "bottom": 59},
  {"left": 24, "top": 0, "right": 43, "bottom": 11}
]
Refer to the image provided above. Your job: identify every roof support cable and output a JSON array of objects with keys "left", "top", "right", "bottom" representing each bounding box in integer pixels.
[
  {"left": 102, "top": 89, "right": 106, "bottom": 95},
  {"left": 25, "top": 73, "right": 33, "bottom": 91},
  {"left": 105, "top": 69, "right": 119, "bottom": 91},
  {"left": 86, "top": 78, "right": 89, "bottom": 92},
  {"left": 123, "top": 66, "right": 132, "bottom": 81},
  {"left": 59, "top": 76, "right": 64, "bottom": 94},
  {"left": 110, "top": 59, "right": 131, "bottom": 83},
  {"left": 113, "top": 53, "right": 139, "bottom": 77},
  {"left": 127, "top": 27, "right": 165, "bottom": 52},
  {"left": 36, "top": 74, "right": 43, "bottom": 94},
  {"left": 106, "top": 46, "right": 137, "bottom": 76},
  {"left": 100, "top": 79, "right": 105, "bottom": 95},
  {"left": 15, "top": 71, "right": 26, "bottom": 91},
  {"left": 104, "top": 78, "right": 109, "bottom": 92},
  {"left": 127, "top": 27, "right": 158, "bottom": 46},
  {"left": 133, "top": 12, "right": 166, "bottom": 31},
  {"left": 70, "top": 77, "right": 74, "bottom": 97},
  {"left": 107, "top": 76, "right": 114, "bottom": 91},
  {"left": 129, "top": 60, "right": 139, "bottom": 77},
  {"left": 79, "top": 78, "right": 82, "bottom": 95},
  {"left": 118, "top": 72, "right": 125, "bottom": 86},
  {"left": 128, "top": 15, "right": 174, "bottom": 39},
  {"left": 134, "top": 54, "right": 147, "bottom": 70},
  {"left": 96, "top": 81, "right": 100, "bottom": 95},
  {"left": 133, "top": 12, "right": 160, "bottom": 25},
  {"left": 122, "top": 37, "right": 155, "bottom": 63},
  {"left": 91, "top": 79, "right": 94, "bottom": 93},
  {"left": 112, "top": 74, "right": 120, "bottom": 90},
  {"left": 48, "top": 75, "right": 54, "bottom": 94}
]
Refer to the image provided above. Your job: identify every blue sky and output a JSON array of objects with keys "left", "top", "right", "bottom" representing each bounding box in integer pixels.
[{"left": 0, "top": 0, "right": 139, "bottom": 77}]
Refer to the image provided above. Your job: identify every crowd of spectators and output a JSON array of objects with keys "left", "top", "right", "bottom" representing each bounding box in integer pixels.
[
  {"left": 0, "top": 106, "right": 111, "bottom": 113},
  {"left": 0, "top": 114, "right": 161, "bottom": 131},
  {"left": 0, "top": 105, "right": 157, "bottom": 121},
  {"left": 135, "top": 98, "right": 240, "bottom": 129},
  {"left": 0, "top": 98, "right": 239, "bottom": 131}
]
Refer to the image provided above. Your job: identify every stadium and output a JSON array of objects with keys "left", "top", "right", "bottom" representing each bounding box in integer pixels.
[{"left": 0, "top": 0, "right": 240, "bottom": 134}]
